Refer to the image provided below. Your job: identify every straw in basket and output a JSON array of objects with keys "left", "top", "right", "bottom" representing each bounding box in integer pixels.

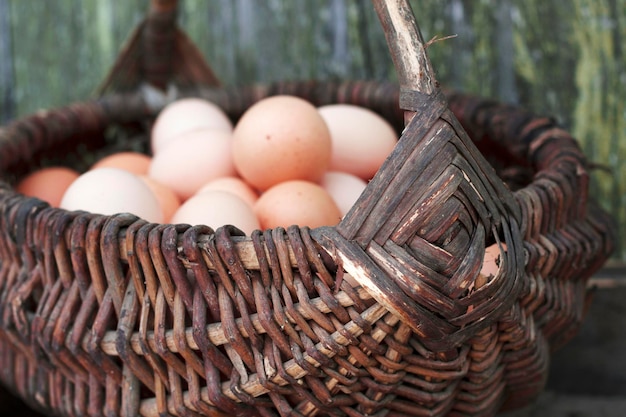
[{"left": 0, "top": 0, "right": 615, "bottom": 416}]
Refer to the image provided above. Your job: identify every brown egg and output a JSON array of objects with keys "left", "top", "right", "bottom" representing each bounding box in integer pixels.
[
  {"left": 254, "top": 180, "right": 341, "bottom": 229},
  {"left": 318, "top": 104, "right": 397, "bottom": 180},
  {"left": 91, "top": 151, "right": 152, "bottom": 176},
  {"left": 480, "top": 243, "right": 507, "bottom": 281},
  {"left": 140, "top": 176, "right": 181, "bottom": 223},
  {"left": 232, "top": 95, "right": 332, "bottom": 191},
  {"left": 16, "top": 166, "right": 80, "bottom": 207}
]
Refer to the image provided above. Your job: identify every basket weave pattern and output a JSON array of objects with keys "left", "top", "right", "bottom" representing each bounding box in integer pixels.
[{"left": 0, "top": 1, "right": 615, "bottom": 416}]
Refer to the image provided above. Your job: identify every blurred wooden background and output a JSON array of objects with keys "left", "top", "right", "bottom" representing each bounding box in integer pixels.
[{"left": 0, "top": 0, "right": 624, "bottom": 260}]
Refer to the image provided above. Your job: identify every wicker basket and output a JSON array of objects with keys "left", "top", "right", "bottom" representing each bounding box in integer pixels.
[{"left": 0, "top": 1, "right": 615, "bottom": 416}]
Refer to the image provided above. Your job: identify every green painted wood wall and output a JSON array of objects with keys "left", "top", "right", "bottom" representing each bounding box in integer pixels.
[{"left": 1, "top": 0, "right": 624, "bottom": 259}]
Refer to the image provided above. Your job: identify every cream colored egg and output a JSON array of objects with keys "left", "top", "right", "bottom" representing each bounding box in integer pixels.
[
  {"left": 171, "top": 191, "right": 260, "bottom": 235},
  {"left": 318, "top": 104, "right": 397, "bottom": 180},
  {"left": 151, "top": 98, "right": 233, "bottom": 154},
  {"left": 320, "top": 171, "right": 368, "bottom": 217},
  {"left": 60, "top": 167, "right": 163, "bottom": 223},
  {"left": 148, "top": 128, "right": 236, "bottom": 200},
  {"left": 196, "top": 176, "right": 259, "bottom": 207}
]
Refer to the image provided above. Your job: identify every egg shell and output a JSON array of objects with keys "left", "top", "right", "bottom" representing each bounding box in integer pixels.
[
  {"left": 16, "top": 166, "right": 80, "bottom": 207},
  {"left": 196, "top": 176, "right": 259, "bottom": 207},
  {"left": 480, "top": 242, "right": 507, "bottom": 280},
  {"left": 320, "top": 171, "right": 368, "bottom": 217},
  {"left": 232, "top": 95, "right": 332, "bottom": 191},
  {"left": 254, "top": 180, "right": 341, "bottom": 229},
  {"left": 171, "top": 190, "right": 260, "bottom": 235},
  {"left": 140, "top": 176, "right": 181, "bottom": 223},
  {"left": 318, "top": 104, "right": 397, "bottom": 180},
  {"left": 60, "top": 167, "right": 163, "bottom": 223},
  {"left": 151, "top": 97, "right": 233, "bottom": 154},
  {"left": 148, "top": 128, "right": 236, "bottom": 200},
  {"left": 90, "top": 151, "right": 152, "bottom": 176}
]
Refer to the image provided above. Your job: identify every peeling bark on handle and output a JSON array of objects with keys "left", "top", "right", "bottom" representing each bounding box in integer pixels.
[{"left": 372, "top": 0, "right": 438, "bottom": 100}]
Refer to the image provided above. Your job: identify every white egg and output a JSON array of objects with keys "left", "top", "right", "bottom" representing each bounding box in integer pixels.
[
  {"left": 318, "top": 104, "right": 397, "bottom": 181},
  {"left": 320, "top": 171, "right": 368, "bottom": 217},
  {"left": 171, "top": 191, "right": 260, "bottom": 235},
  {"left": 60, "top": 167, "right": 163, "bottom": 223},
  {"left": 151, "top": 98, "right": 233, "bottom": 154},
  {"left": 148, "top": 128, "right": 236, "bottom": 201}
]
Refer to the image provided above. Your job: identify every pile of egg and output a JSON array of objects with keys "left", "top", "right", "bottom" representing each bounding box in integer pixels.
[{"left": 16, "top": 96, "right": 398, "bottom": 234}]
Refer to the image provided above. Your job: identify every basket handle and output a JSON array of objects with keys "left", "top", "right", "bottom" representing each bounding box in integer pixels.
[
  {"left": 373, "top": 0, "right": 437, "bottom": 95},
  {"left": 149, "top": 0, "right": 177, "bottom": 14},
  {"left": 312, "top": 0, "right": 525, "bottom": 349},
  {"left": 97, "top": 0, "right": 220, "bottom": 96},
  {"left": 373, "top": 0, "right": 438, "bottom": 124},
  {"left": 143, "top": 0, "right": 179, "bottom": 90}
]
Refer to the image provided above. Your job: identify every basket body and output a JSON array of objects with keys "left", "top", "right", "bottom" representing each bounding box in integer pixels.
[
  {"left": 0, "top": 1, "right": 615, "bottom": 416},
  {"left": 0, "top": 81, "right": 615, "bottom": 417}
]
